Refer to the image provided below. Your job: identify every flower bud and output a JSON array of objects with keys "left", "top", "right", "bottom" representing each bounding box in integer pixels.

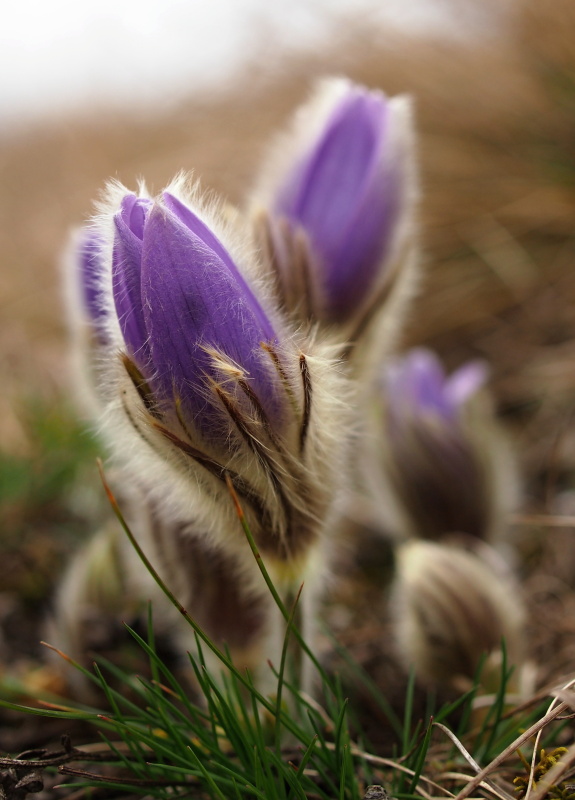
[
  {"left": 363, "top": 348, "right": 518, "bottom": 543},
  {"left": 76, "top": 178, "right": 348, "bottom": 600},
  {"left": 251, "top": 77, "right": 419, "bottom": 346},
  {"left": 77, "top": 228, "right": 109, "bottom": 334},
  {"left": 62, "top": 226, "right": 112, "bottom": 417},
  {"left": 48, "top": 479, "right": 274, "bottom": 696},
  {"left": 392, "top": 540, "right": 525, "bottom": 689}
]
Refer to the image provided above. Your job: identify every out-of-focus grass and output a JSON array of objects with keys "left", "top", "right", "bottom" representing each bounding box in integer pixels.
[
  {"left": 0, "top": 398, "right": 101, "bottom": 601},
  {"left": 0, "top": 532, "right": 568, "bottom": 800},
  {"left": 1, "top": 500, "right": 565, "bottom": 800}
]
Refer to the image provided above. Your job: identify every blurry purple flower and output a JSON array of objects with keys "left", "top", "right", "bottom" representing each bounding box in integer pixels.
[
  {"left": 384, "top": 348, "right": 488, "bottom": 423},
  {"left": 69, "top": 227, "right": 109, "bottom": 344},
  {"left": 376, "top": 347, "right": 494, "bottom": 541}
]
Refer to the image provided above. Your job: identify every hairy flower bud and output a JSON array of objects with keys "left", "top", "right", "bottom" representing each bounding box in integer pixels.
[
  {"left": 63, "top": 226, "right": 113, "bottom": 417},
  {"left": 73, "top": 177, "right": 348, "bottom": 611},
  {"left": 362, "top": 348, "right": 518, "bottom": 543},
  {"left": 392, "top": 540, "right": 525, "bottom": 689},
  {"left": 48, "top": 479, "right": 274, "bottom": 696},
  {"left": 77, "top": 229, "right": 108, "bottom": 333},
  {"left": 251, "top": 77, "right": 419, "bottom": 348}
]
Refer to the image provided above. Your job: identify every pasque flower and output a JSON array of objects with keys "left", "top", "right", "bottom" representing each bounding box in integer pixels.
[
  {"left": 64, "top": 225, "right": 110, "bottom": 344},
  {"left": 63, "top": 226, "right": 114, "bottom": 417},
  {"left": 78, "top": 179, "right": 347, "bottom": 594},
  {"left": 59, "top": 177, "right": 350, "bottom": 694},
  {"left": 362, "top": 347, "right": 518, "bottom": 542},
  {"left": 385, "top": 348, "right": 487, "bottom": 424},
  {"left": 77, "top": 228, "right": 108, "bottom": 332},
  {"left": 251, "top": 77, "right": 418, "bottom": 342}
]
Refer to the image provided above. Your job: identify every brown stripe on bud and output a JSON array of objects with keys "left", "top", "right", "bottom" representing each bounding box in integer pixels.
[
  {"left": 121, "top": 353, "right": 161, "bottom": 419},
  {"left": 393, "top": 540, "right": 525, "bottom": 689}
]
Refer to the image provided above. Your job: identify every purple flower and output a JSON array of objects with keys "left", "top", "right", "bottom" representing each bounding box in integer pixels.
[
  {"left": 70, "top": 227, "right": 109, "bottom": 342},
  {"left": 258, "top": 78, "right": 415, "bottom": 327},
  {"left": 67, "top": 177, "right": 350, "bottom": 580},
  {"left": 379, "top": 348, "right": 491, "bottom": 541},
  {"left": 112, "top": 191, "right": 285, "bottom": 437},
  {"left": 384, "top": 348, "right": 487, "bottom": 423}
]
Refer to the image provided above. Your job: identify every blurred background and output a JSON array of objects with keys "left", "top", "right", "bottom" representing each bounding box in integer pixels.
[
  {"left": 1, "top": 0, "right": 574, "bottom": 705},
  {"left": 1, "top": 0, "right": 496, "bottom": 125}
]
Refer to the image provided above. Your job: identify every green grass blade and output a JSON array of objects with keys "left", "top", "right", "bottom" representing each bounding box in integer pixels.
[
  {"left": 408, "top": 716, "right": 433, "bottom": 795},
  {"left": 186, "top": 744, "right": 229, "bottom": 800}
]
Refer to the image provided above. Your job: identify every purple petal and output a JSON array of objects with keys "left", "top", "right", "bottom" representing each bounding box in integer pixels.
[
  {"left": 112, "top": 195, "right": 153, "bottom": 365},
  {"left": 163, "top": 192, "right": 276, "bottom": 342},
  {"left": 408, "top": 351, "right": 450, "bottom": 416},
  {"left": 387, "top": 349, "right": 453, "bottom": 419},
  {"left": 445, "top": 361, "right": 488, "bottom": 408},
  {"left": 78, "top": 228, "right": 107, "bottom": 329},
  {"left": 278, "top": 93, "right": 384, "bottom": 232},
  {"left": 275, "top": 87, "right": 396, "bottom": 321},
  {"left": 121, "top": 193, "right": 149, "bottom": 240},
  {"left": 140, "top": 202, "right": 282, "bottom": 431},
  {"left": 385, "top": 349, "right": 487, "bottom": 424}
]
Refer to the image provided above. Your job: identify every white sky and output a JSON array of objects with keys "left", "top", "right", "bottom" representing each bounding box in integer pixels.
[{"left": 0, "top": 0, "right": 496, "bottom": 126}]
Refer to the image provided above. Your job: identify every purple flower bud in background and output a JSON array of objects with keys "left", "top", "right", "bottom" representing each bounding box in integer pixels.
[
  {"left": 385, "top": 348, "right": 488, "bottom": 425},
  {"left": 363, "top": 347, "right": 514, "bottom": 543},
  {"left": 275, "top": 88, "right": 391, "bottom": 320},
  {"left": 78, "top": 229, "right": 108, "bottom": 331},
  {"left": 64, "top": 226, "right": 110, "bottom": 345},
  {"left": 252, "top": 77, "right": 417, "bottom": 337},
  {"left": 62, "top": 225, "right": 116, "bottom": 418}
]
